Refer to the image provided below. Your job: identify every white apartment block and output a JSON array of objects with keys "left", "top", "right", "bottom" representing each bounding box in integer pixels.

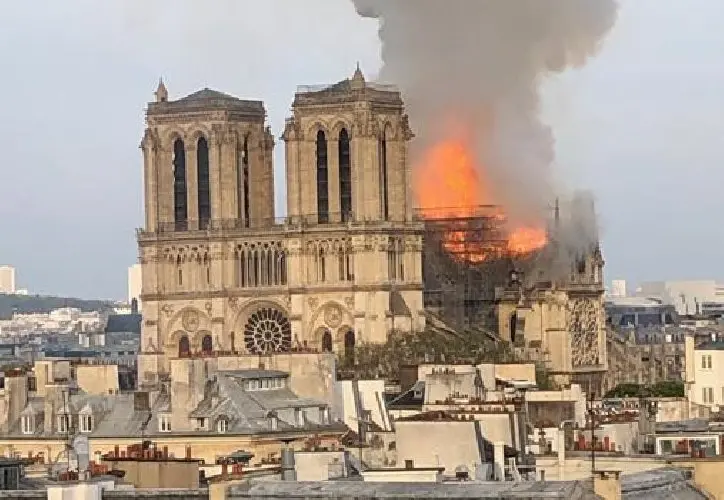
[
  {"left": 0, "top": 266, "right": 16, "bottom": 294},
  {"left": 685, "top": 335, "right": 724, "bottom": 409},
  {"left": 127, "top": 263, "right": 142, "bottom": 311}
]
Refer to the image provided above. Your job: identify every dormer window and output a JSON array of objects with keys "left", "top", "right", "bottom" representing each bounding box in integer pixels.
[
  {"left": 216, "top": 417, "right": 229, "bottom": 433},
  {"left": 268, "top": 411, "right": 278, "bottom": 431},
  {"left": 159, "top": 414, "right": 171, "bottom": 432},
  {"left": 57, "top": 414, "right": 70, "bottom": 434},
  {"left": 80, "top": 414, "right": 93, "bottom": 433},
  {"left": 21, "top": 415, "right": 33, "bottom": 435},
  {"left": 244, "top": 377, "right": 286, "bottom": 391}
]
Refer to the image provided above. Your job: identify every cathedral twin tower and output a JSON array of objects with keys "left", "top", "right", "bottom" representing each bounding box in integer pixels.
[{"left": 136, "top": 69, "right": 425, "bottom": 383}]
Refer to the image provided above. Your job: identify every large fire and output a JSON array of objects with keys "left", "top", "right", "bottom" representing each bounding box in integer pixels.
[{"left": 414, "top": 138, "right": 547, "bottom": 262}]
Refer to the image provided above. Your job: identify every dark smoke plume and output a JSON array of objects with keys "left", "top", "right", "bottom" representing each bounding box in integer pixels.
[{"left": 352, "top": 0, "right": 618, "bottom": 234}]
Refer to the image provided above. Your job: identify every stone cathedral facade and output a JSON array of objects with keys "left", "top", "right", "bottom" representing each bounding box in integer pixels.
[{"left": 136, "top": 69, "right": 425, "bottom": 384}]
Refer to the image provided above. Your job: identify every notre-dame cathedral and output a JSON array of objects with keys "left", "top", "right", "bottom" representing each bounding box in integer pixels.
[{"left": 136, "top": 68, "right": 425, "bottom": 384}]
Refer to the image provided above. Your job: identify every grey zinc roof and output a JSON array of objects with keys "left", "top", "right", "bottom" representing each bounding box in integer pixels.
[
  {"left": 229, "top": 480, "right": 594, "bottom": 499},
  {"left": 177, "top": 88, "right": 241, "bottom": 102},
  {"left": 147, "top": 87, "right": 265, "bottom": 116},
  {"left": 104, "top": 314, "right": 141, "bottom": 335},
  {"left": 622, "top": 468, "right": 708, "bottom": 499},
  {"left": 186, "top": 372, "right": 336, "bottom": 434},
  {"left": 11, "top": 369, "right": 342, "bottom": 438},
  {"left": 655, "top": 419, "right": 709, "bottom": 434},
  {"left": 696, "top": 341, "right": 724, "bottom": 350},
  {"left": 91, "top": 393, "right": 152, "bottom": 437},
  {"left": 228, "top": 468, "right": 707, "bottom": 499}
]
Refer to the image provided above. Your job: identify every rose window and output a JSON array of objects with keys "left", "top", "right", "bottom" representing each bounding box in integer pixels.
[{"left": 244, "top": 307, "right": 292, "bottom": 354}]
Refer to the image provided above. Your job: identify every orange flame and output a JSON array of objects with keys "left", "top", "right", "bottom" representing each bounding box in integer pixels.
[{"left": 414, "top": 137, "right": 547, "bottom": 262}]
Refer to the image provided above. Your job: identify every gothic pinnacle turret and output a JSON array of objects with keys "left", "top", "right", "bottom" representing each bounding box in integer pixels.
[{"left": 155, "top": 78, "right": 168, "bottom": 103}]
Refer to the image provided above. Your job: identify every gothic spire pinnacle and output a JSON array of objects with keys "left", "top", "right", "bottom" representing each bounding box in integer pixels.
[
  {"left": 155, "top": 78, "right": 168, "bottom": 103},
  {"left": 351, "top": 63, "right": 366, "bottom": 89}
]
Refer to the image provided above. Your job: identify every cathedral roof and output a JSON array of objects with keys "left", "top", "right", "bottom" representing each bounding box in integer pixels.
[
  {"left": 176, "top": 88, "right": 242, "bottom": 103},
  {"left": 294, "top": 67, "right": 403, "bottom": 108},
  {"left": 147, "top": 86, "right": 265, "bottom": 118}
]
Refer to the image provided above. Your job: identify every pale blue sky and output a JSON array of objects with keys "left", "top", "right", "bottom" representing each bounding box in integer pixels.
[{"left": 0, "top": 0, "right": 722, "bottom": 299}]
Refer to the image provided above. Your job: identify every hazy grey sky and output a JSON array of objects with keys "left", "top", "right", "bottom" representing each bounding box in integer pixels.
[{"left": 0, "top": 0, "right": 722, "bottom": 299}]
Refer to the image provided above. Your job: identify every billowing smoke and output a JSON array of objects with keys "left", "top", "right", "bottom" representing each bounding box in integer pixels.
[{"left": 352, "top": 0, "right": 618, "bottom": 240}]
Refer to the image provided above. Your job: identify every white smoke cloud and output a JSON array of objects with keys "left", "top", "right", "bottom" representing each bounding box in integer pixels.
[{"left": 352, "top": 0, "right": 619, "bottom": 227}]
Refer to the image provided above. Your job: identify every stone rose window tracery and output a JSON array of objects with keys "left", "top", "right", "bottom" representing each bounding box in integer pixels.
[
  {"left": 244, "top": 307, "right": 292, "bottom": 354},
  {"left": 569, "top": 298, "right": 601, "bottom": 367}
]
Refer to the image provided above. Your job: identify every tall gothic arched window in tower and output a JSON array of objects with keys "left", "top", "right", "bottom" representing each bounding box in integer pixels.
[
  {"left": 316, "top": 130, "right": 329, "bottom": 224},
  {"left": 172, "top": 139, "right": 188, "bottom": 229},
  {"left": 197, "top": 137, "right": 211, "bottom": 228},
  {"left": 379, "top": 131, "right": 389, "bottom": 221},
  {"left": 339, "top": 128, "right": 352, "bottom": 222},
  {"left": 238, "top": 135, "right": 251, "bottom": 228}
]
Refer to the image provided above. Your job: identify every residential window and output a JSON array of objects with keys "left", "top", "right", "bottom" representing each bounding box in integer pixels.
[
  {"left": 701, "top": 354, "right": 713, "bottom": 369},
  {"left": 217, "top": 418, "right": 228, "bottom": 433},
  {"left": 703, "top": 387, "right": 714, "bottom": 403},
  {"left": 21, "top": 416, "right": 33, "bottom": 435},
  {"left": 159, "top": 415, "right": 171, "bottom": 432},
  {"left": 57, "top": 414, "right": 70, "bottom": 434},
  {"left": 80, "top": 414, "right": 93, "bottom": 433}
]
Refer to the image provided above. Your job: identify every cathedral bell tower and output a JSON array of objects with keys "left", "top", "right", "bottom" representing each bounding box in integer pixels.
[
  {"left": 136, "top": 83, "right": 275, "bottom": 385},
  {"left": 281, "top": 67, "right": 425, "bottom": 349}
]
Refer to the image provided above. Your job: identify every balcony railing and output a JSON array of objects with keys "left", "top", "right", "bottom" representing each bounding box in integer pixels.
[{"left": 138, "top": 211, "right": 419, "bottom": 236}]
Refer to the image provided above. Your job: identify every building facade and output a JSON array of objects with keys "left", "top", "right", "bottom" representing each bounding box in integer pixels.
[
  {"left": 0, "top": 266, "right": 16, "bottom": 295},
  {"left": 495, "top": 239, "right": 608, "bottom": 389},
  {"left": 127, "top": 264, "right": 143, "bottom": 311},
  {"left": 136, "top": 70, "right": 425, "bottom": 384},
  {"left": 685, "top": 335, "right": 724, "bottom": 408}
]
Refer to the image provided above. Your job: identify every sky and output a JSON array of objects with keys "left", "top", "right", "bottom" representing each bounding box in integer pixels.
[{"left": 0, "top": 0, "right": 723, "bottom": 299}]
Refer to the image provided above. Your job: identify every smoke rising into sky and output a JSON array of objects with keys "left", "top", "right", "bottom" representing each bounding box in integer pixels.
[{"left": 352, "top": 0, "right": 619, "bottom": 226}]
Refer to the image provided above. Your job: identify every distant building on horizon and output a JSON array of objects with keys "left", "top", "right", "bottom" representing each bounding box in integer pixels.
[
  {"left": 637, "top": 280, "right": 724, "bottom": 316},
  {"left": 0, "top": 266, "right": 16, "bottom": 295},
  {"left": 609, "top": 279, "right": 627, "bottom": 298},
  {"left": 127, "top": 264, "right": 142, "bottom": 312}
]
